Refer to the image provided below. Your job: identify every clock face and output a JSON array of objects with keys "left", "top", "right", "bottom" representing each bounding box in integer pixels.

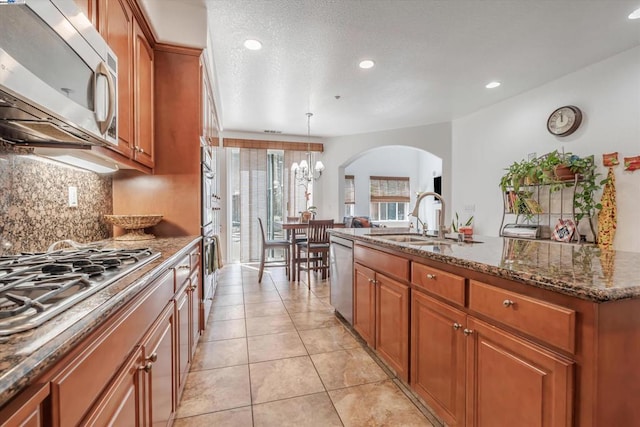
[{"left": 547, "top": 106, "right": 582, "bottom": 136}]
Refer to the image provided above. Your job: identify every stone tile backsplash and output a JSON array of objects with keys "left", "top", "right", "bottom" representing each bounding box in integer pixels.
[{"left": 0, "top": 144, "right": 112, "bottom": 253}]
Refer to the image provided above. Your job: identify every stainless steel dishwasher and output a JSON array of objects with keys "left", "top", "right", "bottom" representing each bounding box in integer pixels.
[{"left": 329, "top": 235, "right": 354, "bottom": 325}]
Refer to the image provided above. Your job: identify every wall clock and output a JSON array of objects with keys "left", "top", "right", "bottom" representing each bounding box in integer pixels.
[{"left": 547, "top": 105, "right": 582, "bottom": 136}]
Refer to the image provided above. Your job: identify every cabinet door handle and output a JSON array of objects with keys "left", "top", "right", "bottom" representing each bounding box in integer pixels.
[
  {"left": 140, "top": 362, "right": 153, "bottom": 373},
  {"left": 453, "top": 322, "right": 462, "bottom": 331},
  {"left": 147, "top": 353, "right": 158, "bottom": 363},
  {"left": 368, "top": 278, "right": 376, "bottom": 285},
  {"left": 463, "top": 328, "right": 474, "bottom": 336},
  {"left": 177, "top": 265, "right": 190, "bottom": 270},
  {"left": 426, "top": 274, "right": 437, "bottom": 280},
  {"left": 502, "top": 299, "right": 515, "bottom": 308},
  {"left": 190, "top": 285, "right": 198, "bottom": 292}
]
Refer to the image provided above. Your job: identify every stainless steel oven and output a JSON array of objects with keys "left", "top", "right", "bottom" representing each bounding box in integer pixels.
[{"left": 200, "top": 144, "right": 217, "bottom": 328}]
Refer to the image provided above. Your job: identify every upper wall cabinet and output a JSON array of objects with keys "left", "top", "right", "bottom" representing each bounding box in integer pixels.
[
  {"left": 200, "top": 59, "right": 219, "bottom": 144},
  {"left": 133, "top": 19, "right": 154, "bottom": 168},
  {"left": 98, "top": 0, "right": 134, "bottom": 159},
  {"left": 74, "top": 0, "right": 155, "bottom": 172}
]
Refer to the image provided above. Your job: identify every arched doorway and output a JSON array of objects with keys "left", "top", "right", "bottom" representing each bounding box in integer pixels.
[{"left": 340, "top": 146, "right": 443, "bottom": 230}]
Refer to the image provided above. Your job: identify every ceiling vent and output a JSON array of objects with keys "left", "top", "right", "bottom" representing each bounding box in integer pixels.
[{"left": 263, "top": 129, "right": 282, "bottom": 134}]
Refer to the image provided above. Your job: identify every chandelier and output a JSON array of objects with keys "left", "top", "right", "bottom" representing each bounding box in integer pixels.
[{"left": 291, "top": 112, "right": 324, "bottom": 183}]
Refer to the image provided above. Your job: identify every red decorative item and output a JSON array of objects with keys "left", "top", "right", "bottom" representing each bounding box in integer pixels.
[
  {"left": 624, "top": 156, "right": 640, "bottom": 171},
  {"left": 602, "top": 152, "right": 619, "bottom": 167},
  {"left": 552, "top": 218, "right": 576, "bottom": 242}
]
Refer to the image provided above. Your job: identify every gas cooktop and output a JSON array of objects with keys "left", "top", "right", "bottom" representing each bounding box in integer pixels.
[{"left": 0, "top": 247, "right": 161, "bottom": 336}]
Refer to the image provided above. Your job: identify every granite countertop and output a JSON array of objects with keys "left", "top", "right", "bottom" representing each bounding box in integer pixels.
[
  {"left": 0, "top": 236, "right": 201, "bottom": 408},
  {"left": 331, "top": 228, "right": 640, "bottom": 303}
]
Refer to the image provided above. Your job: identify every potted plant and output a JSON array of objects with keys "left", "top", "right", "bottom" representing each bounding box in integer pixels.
[
  {"left": 500, "top": 159, "right": 528, "bottom": 192},
  {"left": 451, "top": 212, "right": 474, "bottom": 236}
]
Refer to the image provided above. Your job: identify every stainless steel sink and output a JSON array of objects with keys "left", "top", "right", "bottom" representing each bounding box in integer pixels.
[
  {"left": 367, "top": 233, "right": 482, "bottom": 245},
  {"left": 371, "top": 235, "right": 434, "bottom": 243}
]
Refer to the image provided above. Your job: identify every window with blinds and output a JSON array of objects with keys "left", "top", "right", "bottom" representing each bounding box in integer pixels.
[
  {"left": 344, "top": 175, "right": 355, "bottom": 217},
  {"left": 369, "top": 176, "right": 410, "bottom": 202},
  {"left": 345, "top": 175, "right": 355, "bottom": 204},
  {"left": 369, "top": 176, "right": 410, "bottom": 221}
]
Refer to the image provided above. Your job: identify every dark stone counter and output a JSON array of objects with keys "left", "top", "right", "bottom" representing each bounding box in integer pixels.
[{"left": 331, "top": 228, "right": 638, "bottom": 302}]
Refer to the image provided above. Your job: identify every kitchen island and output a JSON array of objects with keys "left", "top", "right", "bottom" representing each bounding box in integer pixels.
[
  {"left": 331, "top": 228, "right": 640, "bottom": 427},
  {"left": 0, "top": 236, "right": 201, "bottom": 425}
]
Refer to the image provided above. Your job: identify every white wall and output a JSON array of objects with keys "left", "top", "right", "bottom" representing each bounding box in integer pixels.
[
  {"left": 320, "top": 122, "right": 452, "bottom": 224},
  {"left": 344, "top": 146, "right": 442, "bottom": 227},
  {"left": 452, "top": 46, "right": 640, "bottom": 252}
]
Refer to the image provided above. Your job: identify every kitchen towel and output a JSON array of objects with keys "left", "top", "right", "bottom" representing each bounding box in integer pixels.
[{"left": 212, "top": 235, "right": 224, "bottom": 270}]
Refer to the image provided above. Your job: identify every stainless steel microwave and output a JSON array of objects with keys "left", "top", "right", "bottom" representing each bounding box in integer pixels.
[{"left": 0, "top": 0, "right": 118, "bottom": 148}]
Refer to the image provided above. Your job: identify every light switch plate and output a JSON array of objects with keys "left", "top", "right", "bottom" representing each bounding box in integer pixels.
[{"left": 68, "top": 186, "right": 78, "bottom": 207}]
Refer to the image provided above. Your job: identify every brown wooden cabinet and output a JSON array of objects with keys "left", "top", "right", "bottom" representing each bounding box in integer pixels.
[
  {"left": 411, "top": 291, "right": 466, "bottom": 427},
  {"left": 95, "top": 0, "right": 154, "bottom": 171},
  {"left": 141, "top": 304, "right": 175, "bottom": 426},
  {"left": 353, "top": 262, "right": 376, "bottom": 346},
  {"left": 133, "top": 18, "right": 154, "bottom": 168},
  {"left": 375, "top": 273, "right": 409, "bottom": 381},
  {"left": 99, "top": 0, "right": 134, "bottom": 159},
  {"left": 0, "top": 383, "right": 49, "bottom": 427},
  {"left": 82, "top": 347, "right": 143, "bottom": 426},
  {"left": 465, "top": 317, "right": 574, "bottom": 427},
  {"left": 353, "top": 245, "right": 410, "bottom": 381},
  {"left": 409, "top": 262, "right": 574, "bottom": 427}
]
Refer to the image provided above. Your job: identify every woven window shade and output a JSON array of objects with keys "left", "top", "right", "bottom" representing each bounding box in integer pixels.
[
  {"left": 370, "top": 176, "right": 410, "bottom": 202},
  {"left": 345, "top": 175, "right": 355, "bottom": 205}
]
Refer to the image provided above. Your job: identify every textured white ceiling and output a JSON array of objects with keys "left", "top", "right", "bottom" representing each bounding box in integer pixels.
[{"left": 176, "top": 1, "right": 640, "bottom": 137}]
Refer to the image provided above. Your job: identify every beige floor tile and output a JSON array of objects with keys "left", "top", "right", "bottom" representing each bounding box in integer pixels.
[
  {"left": 201, "top": 318, "right": 246, "bottom": 342},
  {"left": 249, "top": 356, "right": 325, "bottom": 404},
  {"left": 173, "top": 406, "right": 252, "bottom": 426},
  {"left": 283, "top": 297, "right": 331, "bottom": 313},
  {"left": 244, "top": 301, "right": 288, "bottom": 318},
  {"left": 276, "top": 286, "right": 311, "bottom": 300},
  {"left": 247, "top": 331, "right": 307, "bottom": 363},
  {"left": 176, "top": 365, "right": 251, "bottom": 418},
  {"left": 299, "top": 326, "right": 361, "bottom": 354},
  {"left": 191, "top": 338, "right": 248, "bottom": 371},
  {"left": 246, "top": 314, "right": 296, "bottom": 337},
  {"left": 212, "top": 293, "right": 244, "bottom": 307},
  {"left": 253, "top": 392, "right": 342, "bottom": 427},
  {"left": 243, "top": 284, "right": 278, "bottom": 294},
  {"left": 311, "top": 287, "right": 330, "bottom": 297},
  {"left": 329, "top": 380, "right": 433, "bottom": 427},
  {"left": 210, "top": 304, "right": 245, "bottom": 321},
  {"left": 290, "top": 310, "right": 341, "bottom": 331},
  {"left": 243, "top": 290, "right": 282, "bottom": 304},
  {"left": 312, "top": 348, "right": 389, "bottom": 390},
  {"left": 215, "top": 286, "right": 244, "bottom": 295}
]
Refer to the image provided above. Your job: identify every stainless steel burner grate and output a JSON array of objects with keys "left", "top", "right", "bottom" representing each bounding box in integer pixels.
[{"left": 0, "top": 248, "right": 161, "bottom": 335}]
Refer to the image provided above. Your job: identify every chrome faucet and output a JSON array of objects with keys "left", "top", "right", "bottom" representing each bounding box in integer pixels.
[{"left": 410, "top": 192, "right": 447, "bottom": 238}]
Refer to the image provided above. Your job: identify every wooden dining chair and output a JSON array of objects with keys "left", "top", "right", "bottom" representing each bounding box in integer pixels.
[
  {"left": 295, "top": 219, "right": 334, "bottom": 287},
  {"left": 258, "top": 218, "right": 290, "bottom": 283}
]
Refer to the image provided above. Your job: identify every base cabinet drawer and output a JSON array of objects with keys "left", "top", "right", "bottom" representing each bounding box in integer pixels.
[
  {"left": 411, "top": 263, "right": 466, "bottom": 306},
  {"left": 469, "top": 280, "right": 576, "bottom": 353}
]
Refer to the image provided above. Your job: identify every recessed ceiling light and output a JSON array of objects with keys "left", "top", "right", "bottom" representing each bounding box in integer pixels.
[
  {"left": 628, "top": 8, "right": 640, "bottom": 19},
  {"left": 359, "top": 60, "right": 375, "bottom": 69},
  {"left": 485, "top": 81, "right": 501, "bottom": 89},
  {"left": 243, "top": 39, "right": 262, "bottom": 50}
]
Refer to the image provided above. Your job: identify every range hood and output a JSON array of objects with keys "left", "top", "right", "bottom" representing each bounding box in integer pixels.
[{"left": 0, "top": 90, "right": 97, "bottom": 148}]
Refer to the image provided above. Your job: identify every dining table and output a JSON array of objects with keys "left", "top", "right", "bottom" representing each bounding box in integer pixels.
[{"left": 278, "top": 220, "right": 344, "bottom": 279}]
